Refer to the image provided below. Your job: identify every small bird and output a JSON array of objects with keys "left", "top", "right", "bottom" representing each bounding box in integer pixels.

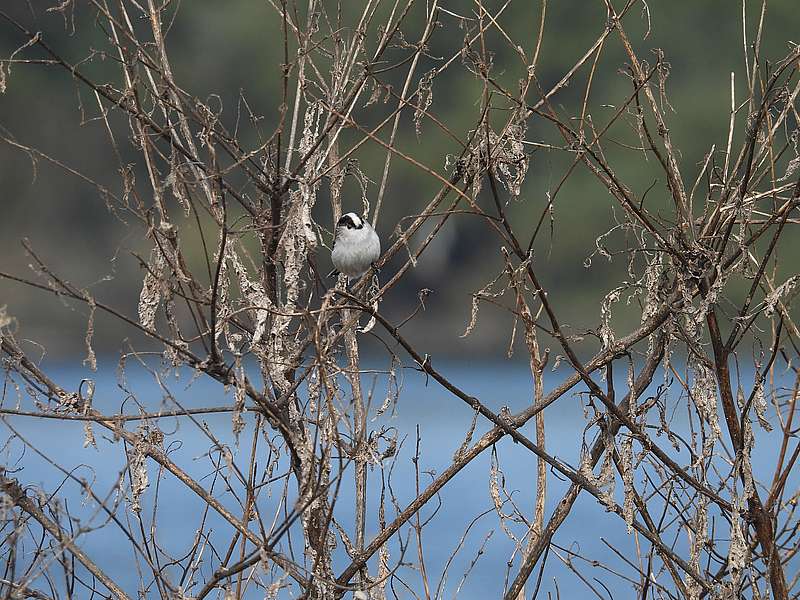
[{"left": 331, "top": 212, "right": 381, "bottom": 279}]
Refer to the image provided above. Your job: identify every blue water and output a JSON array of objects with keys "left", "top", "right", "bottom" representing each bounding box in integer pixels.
[{"left": 2, "top": 358, "right": 797, "bottom": 599}]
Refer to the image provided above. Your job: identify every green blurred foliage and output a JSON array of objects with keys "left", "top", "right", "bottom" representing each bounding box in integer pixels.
[{"left": 0, "top": 1, "right": 796, "bottom": 358}]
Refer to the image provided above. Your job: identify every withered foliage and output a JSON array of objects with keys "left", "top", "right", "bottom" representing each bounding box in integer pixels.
[{"left": 1, "top": 1, "right": 800, "bottom": 599}]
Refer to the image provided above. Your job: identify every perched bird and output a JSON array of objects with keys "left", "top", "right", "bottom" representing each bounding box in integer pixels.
[{"left": 331, "top": 212, "right": 381, "bottom": 279}]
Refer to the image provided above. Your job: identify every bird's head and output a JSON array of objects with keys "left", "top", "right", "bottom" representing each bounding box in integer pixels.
[
  {"left": 336, "top": 212, "right": 364, "bottom": 231},
  {"left": 335, "top": 213, "right": 368, "bottom": 243}
]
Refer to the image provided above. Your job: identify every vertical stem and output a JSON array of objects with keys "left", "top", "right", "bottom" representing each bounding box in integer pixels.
[
  {"left": 707, "top": 308, "right": 787, "bottom": 599},
  {"left": 345, "top": 309, "right": 368, "bottom": 561}
]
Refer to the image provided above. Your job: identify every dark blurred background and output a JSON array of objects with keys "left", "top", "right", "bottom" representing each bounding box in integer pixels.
[{"left": 0, "top": 1, "right": 797, "bottom": 359}]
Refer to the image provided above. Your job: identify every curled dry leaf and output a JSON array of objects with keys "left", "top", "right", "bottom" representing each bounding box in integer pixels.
[
  {"left": 128, "top": 425, "right": 150, "bottom": 514},
  {"left": 413, "top": 69, "right": 436, "bottom": 137},
  {"left": 82, "top": 297, "right": 97, "bottom": 372},
  {"left": 137, "top": 248, "right": 166, "bottom": 331},
  {"left": 763, "top": 275, "right": 799, "bottom": 318}
]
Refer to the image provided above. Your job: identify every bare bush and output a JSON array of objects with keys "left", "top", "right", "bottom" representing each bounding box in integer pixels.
[{"left": 1, "top": 1, "right": 800, "bottom": 599}]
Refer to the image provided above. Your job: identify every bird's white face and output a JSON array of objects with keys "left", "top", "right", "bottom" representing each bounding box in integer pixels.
[
  {"left": 341, "top": 212, "right": 363, "bottom": 228},
  {"left": 335, "top": 212, "right": 365, "bottom": 242}
]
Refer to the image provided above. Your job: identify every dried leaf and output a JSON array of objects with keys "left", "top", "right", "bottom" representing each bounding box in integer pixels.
[
  {"left": 763, "top": 275, "right": 799, "bottom": 318},
  {"left": 413, "top": 69, "right": 436, "bottom": 136},
  {"left": 82, "top": 297, "right": 97, "bottom": 372},
  {"left": 231, "top": 360, "right": 247, "bottom": 444},
  {"left": 453, "top": 409, "right": 480, "bottom": 462},
  {"left": 0, "top": 305, "right": 11, "bottom": 330},
  {"left": 128, "top": 425, "right": 150, "bottom": 513},
  {"left": 691, "top": 362, "right": 721, "bottom": 457},
  {"left": 83, "top": 421, "right": 97, "bottom": 449},
  {"left": 779, "top": 155, "right": 800, "bottom": 181},
  {"left": 138, "top": 249, "right": 166, "bottom": 331},
  {"left": 620, "top": 435, "right": 634, "bottom": 533},
  {"left": 461, "top": 294, "right": 481, "bottom": 338},
  {"left": 599, "top": 287, "right": 624, "bottom": 349},
  {"left": 489, "top": 452, "right": 518, "bottom": 543},
  {"left": 752, "top": 377, "right": 772, "bottom": 431}
]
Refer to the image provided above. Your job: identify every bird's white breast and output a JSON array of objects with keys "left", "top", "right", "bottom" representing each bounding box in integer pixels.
[{"left": 332, "top": 225, "right": 380, "bottom": 278}]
